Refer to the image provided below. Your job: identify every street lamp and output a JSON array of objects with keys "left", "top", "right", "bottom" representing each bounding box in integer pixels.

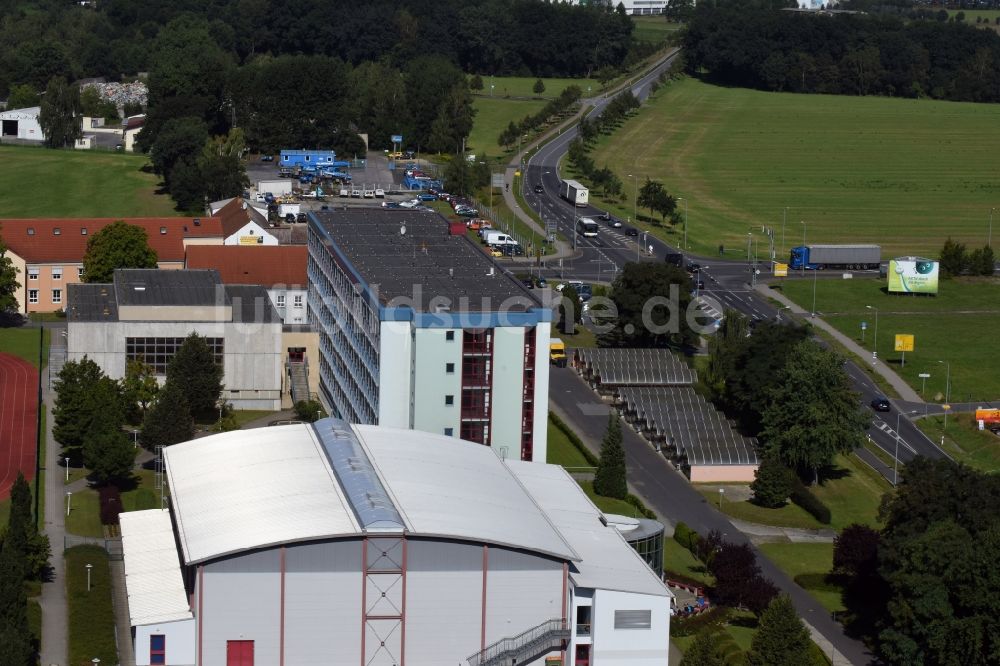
[
  {"left": 677, "top": 197, "right": 688, "bottom": 249},
  {"left": 800, "top": 221, "right": 807, "bottom": 277},
  {"left": 86, "top": 563, "right": 93, "bottom": 591},
  {"left": 811, "top": 264, "right": 818, "bottom": 318},
  {"left": 718, "top": 488, "right": 725, "bottom": 509},
  {"left": 628, "top": 173, "right": 638, "bottom": 229},
  {"left": 893, "top": 409, "right": 918, "bottom": 486},
  {"left": 865, "top": 305, "right": 878, "bottom": 363},
  {"left": 65, "top": 457, "right": 70, "bottom": 482},
  {"left": 938, "top": 360, "right": 951, "bottom": 431},
  {"left": 66, "top": 491, "right": 72, "bottom": 517}
]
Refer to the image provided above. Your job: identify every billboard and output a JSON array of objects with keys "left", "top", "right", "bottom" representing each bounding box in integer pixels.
[
  {"left": 888, "top": 258, "right": 939, "bottom": 294},
  {"left": 894, "top": 334, "right": 914, "bottom": 352},
  {"left": 774, "top": 262, "right": 788, "bottom": 277},
  {"left": 975, "top": 408, "right": 1000, "bottom": 425}
]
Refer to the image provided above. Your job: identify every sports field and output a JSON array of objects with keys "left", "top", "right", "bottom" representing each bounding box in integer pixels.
[
  {"left": 0, "top": 145, "right": 175, "bottom": 217},
  {"left": 588, "top": 78, "right": 1000, "bottom": 258},
  {"left": 0, "top": 352, "right": 38, "bottom": 499},
  {"left": 779, "top": 276, "right": 1000, "bottom": 402}
]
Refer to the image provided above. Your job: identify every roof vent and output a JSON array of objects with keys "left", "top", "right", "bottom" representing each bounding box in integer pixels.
[
  {"left": 99, "top": 287, "right": 107, "bottom": 296},
  {"left": 449, "top": 268, "right": 454, "bottom": 278},
  {"left": 183, "top": 226, "right": 188, "bottom": 232},
  {"left": 193, "top": 218, "right": 201, "bottom": 227}
]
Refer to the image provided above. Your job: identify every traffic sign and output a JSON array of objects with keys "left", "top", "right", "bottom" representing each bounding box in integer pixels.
[
  {"left": 918, "top": 373, "right": 930, "bottom": 378},
  {"left": 861, "top": 321, "right": 867, "bottom": 330}
]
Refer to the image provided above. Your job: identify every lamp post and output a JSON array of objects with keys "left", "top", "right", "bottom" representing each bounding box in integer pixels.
[
  {"left": 628, "top": 173, "right": 638, "bottom": 229},
  {"left": 65, "top": 457, "right": 70, "bottom": 482},
  {"left": 938, "top": 360, "right": 951, "bottom": 431},
  {"left": 718, "top": 488, "right": 725, "bottom": 509},
  {"left": 781, "top": 207, "right": 788, "bottom": 256},
  {"left": 865, "top": 305, "right": 878, "bottom": 363},
  {"left": 66, "top": 491, "right": 72, "bottom": 517},
  {"left": 800, "top": 221, "right": 807, "bottom": 277},
  {"left": 678, "top": 197, "right": 688, "bottom": 249},
  {"left": 86, "top": 563, "right": 93, "bottom": 591},
  {"left": 893, "top": 409, "right": 918, "bottom": 486},
  {"left": 811, "top": 264, "right": 818, "bottom": 317}
]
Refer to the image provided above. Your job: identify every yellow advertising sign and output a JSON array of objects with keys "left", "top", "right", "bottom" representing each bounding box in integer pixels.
[
  {"left": 239, "top": 235, "right": 261, "bottom": 245},
  {"left": 894, "top": 334, "right": 914, "bottom": 352},
  {"left": 774, "top": 262, "right": 788, "bottom": 277}
]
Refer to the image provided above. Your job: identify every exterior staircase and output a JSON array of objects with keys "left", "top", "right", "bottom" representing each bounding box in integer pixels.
[
  {"left": 467, "top": 618, "right": 570, "bottom": 666},
  {"left": 288, "top": 361, "right": 310, "bottom": 405}
]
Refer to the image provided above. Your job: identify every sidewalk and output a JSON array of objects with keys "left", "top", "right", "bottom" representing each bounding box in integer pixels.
[
  {"left": 758, "top": 284, "right": 923, "bottom": 403},
  {"left": 39, "top": 361, "right": 67, "bottom": 666}
]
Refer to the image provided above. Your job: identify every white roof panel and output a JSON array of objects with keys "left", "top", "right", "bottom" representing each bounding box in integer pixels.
[
  {"left": 354, "top": 425, "right": 578, "bottom": 561},
  {"left": 507, "top": 461, "right": 671, "bottom": 598},
  {"left": 119, "top": 509, "right": 193, "bottom": 626},
  {"left": 164, "top": 424, "right": 360, "bottom": 564}
]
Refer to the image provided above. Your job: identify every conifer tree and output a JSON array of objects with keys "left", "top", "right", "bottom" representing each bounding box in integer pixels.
[
  {"left": 140, "top": 379, "right": 195, "bottom": 451},
  {"left": 747, "top": 595, "right": 812, "bottom": 666},
  {"left": 166, "top": 333, "right": 223, "bottom": 420},
  {"left": 593, "top": 412, "right": 627, "bottom": 499}
]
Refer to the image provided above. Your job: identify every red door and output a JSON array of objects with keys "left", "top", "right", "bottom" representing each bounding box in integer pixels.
[
  {"left": 575, "top": 644, "right": 590, "bottom": 666},
  {"left": 227, "top": 640, "right": 254, "bottom": 666}
]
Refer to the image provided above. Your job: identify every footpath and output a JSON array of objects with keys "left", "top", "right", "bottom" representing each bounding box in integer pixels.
[{"left": 758, "top": 283, "right": 923, "bottom": 403}]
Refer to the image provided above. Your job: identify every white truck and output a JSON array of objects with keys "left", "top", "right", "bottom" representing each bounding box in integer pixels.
[
  {"left": 482, "top": 230, "right": 519, "bottom": 248},
  {"left": 257, "top": 179, "right": 292, "bottom": 197},
  {"left": 561, "top": 179, "right": 589, "bottom": 207}
]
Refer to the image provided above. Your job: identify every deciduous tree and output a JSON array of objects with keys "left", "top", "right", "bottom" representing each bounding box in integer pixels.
[
  {"left": 0, "top": 229, "right": 20, "bottom": 313},
  {"left": 38, "top": 75, "right": 81, "bottom": 148},
  {"left": 593, "top": 412, "right": 627, "bottom": 499},
  {"left": 680, "top": 630, "right": 726, "bottom": 666},
  {"left": 82, "top": 221, "right": 158, "bottom": 283},
  {"left": 747, "top": 595, "right": 812, "bottom": 666},
  {"left": 121, "top": 359, "right": 159, "bottom": 425},
  {"left": 637, "top": 178, "right": 676, "bottom": 224},
  {"left": 599, "top": 262, "right": 695, "bottom": 349},
  {"left": 558, "top": 285, "right": 583, "bottom": 335},
  {"left": 53, "top": 356, "right": 106, "bottom": 450},
  {"left": 5, "top": 84, "right": 39, "bottom": 111},
  {"left": 939, "top": 237, "right": 968, "bottom": 278}
]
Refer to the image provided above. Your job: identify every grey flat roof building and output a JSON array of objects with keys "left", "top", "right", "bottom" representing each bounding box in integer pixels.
[{"left": 310, "top": 209, "right": 541, "bottom": 313}]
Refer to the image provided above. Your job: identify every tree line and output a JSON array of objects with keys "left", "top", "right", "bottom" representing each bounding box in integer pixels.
[
  {"left": 683, "top": 1, "right": 1000, "bottom": 102},
  {"left": 0, "top": 0, "right": 634, "bottom": 98}
]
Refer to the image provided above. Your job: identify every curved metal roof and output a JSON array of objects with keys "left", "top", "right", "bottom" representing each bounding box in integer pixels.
[
  {"left": 575, "top": 348, "right": 696, "bottom": 386},
  {"left": 163, "top": 420, "right": 578, "bottom": 565}
]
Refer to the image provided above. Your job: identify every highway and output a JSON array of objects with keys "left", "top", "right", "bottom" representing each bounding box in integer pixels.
[{"left": 514, "top": 49, "right": 953, "bottom": 664}]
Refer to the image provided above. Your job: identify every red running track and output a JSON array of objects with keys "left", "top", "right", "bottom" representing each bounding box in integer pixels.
[{"left": 0, "top": 352, "right": 38, "bottom": 500}]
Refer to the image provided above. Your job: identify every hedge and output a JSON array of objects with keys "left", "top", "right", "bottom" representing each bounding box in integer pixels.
[
  {"left": 670, "top": 606, "right": 732, "bottom": 637},
  {"left": 673, "top": 521, "right": 701, "bottom": 556},
  {"left": 790, "top": 482, "right": 832, "bottom": 525}
]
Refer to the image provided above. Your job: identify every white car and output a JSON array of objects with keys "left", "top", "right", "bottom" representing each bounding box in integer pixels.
[
  {"left": 350, "top": 189, "right": 362, "bottom": 198},
  {"left": 339, "top": 188, "right": 349, "bottom": 197},
  {"left": 363, "top": 189, "right": 375, "bottom": 198},
  {"left": 374, "top": 188, "right": 385, "bottom": 198}
]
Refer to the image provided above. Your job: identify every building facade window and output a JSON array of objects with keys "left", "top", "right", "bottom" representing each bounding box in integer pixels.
[
  {"left": 293, "top": 294, "right": 303, "bottom": 308},
  {"left": 150, "top": 634, "right": 166, "bottom": 665},
  {"left": 78, "top": 268, "right": 85, "bottom": 279},
  {"left": 51, "top": 289, "right": 61, "bottom": 304},
  {"left": 444, "top": 427, "right": 454, "bottom": 436},
  {"left": 446, "top": 330, "right": 455, "bottom": 341},
  {"left": 445, "top": 394, "right": 454, "bottom": 406},
  {"left": 126, "top": 337, "right": 224, "bottom": 375},
  {"left": 445, "top": 362, "right": 455, "bottom": 374},
  {"left": 27, "top": 268, "right": 38, "bottom": 281},
  {"left": 276, "top": 294, "right": 286, "bottom": 308},
  {"left": 52, "top": 267, "right": 62, "bottom": 281},
  {"left": 28, "top": 290, "right": 38, "bottom": 304}
]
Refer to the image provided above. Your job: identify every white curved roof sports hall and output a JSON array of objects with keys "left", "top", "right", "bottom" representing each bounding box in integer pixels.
[{"left": 163, "top": 419, "right": 579, "bottom": 564}]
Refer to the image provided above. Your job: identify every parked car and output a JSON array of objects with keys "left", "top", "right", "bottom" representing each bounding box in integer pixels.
[
  {"left": 284, "top": 213, "right": 295, "bottom": 224},
  {"left": 501, "top": 244, "right": 524, "bottom": 257},
  {"left": 299, "top": 174, "right": 315, "bottom": 184},
  {"left": 296, "top": 212, "right": 307, "bottom": 223},
  {"left": 260, "top": 155, "right": 274, "bottom": 162},
  {"left": 279, "top": 167, "right": 294, "bottom": 178},
  {"left": 870, "top": 396, "right": 891, "bottom": 412},
  {"left": 363, "top": 189, "right": 375, "bottom": 198},
  {"left": 418, "top": 193, "right": 436, "bottom": 201},
  {"left": 350, "top": 189, "right": 362, "bottom": 198},
  {"left": 374, "top": 188, "right": 385, "bottom": 198},
  {"left": 456, "top": 208, "right": 478, "bottom": 217},
  {"left": 339, "top": 188, "right": 349, "bottom": 197}
]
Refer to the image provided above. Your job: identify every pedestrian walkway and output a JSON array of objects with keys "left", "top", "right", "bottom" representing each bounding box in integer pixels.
[
  {"left": 39, "top": 360, "right": 68, "bottom": 666},
  {"left": 727, "top": 518, "right": 836, "bottom": 545},
  {"left": 110, "top": 558, "right": 136, "bottom": 666},
  {"left": 758, "top": 284, "right": 923, "bottom": 403}
]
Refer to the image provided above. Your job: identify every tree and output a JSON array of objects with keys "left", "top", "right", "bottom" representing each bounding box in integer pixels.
[
  {"left": 198, "top": 128, "right": 248, "bottom": 203},
  {"left": 38, "top": 75, "right": 81, "bottom": 148},
  {"left": 939, "top": 237, "right": 968, "bottom": 278},
  {"left": 82, "top": 377, "right": 133, "bottom": 484},
  {"left": 0, "top": 229, "right": 20, "bottom": 313},
  {"left": 833, "top": 523, "right": 880, "bottom": 579},
  {"left": 708, "top": 540, "right": 778, "bottom": 615},
  {"left": 747, "top": 595, "right": 812, "bottom": 666},
  {"left": 593, "top": 412, "right": 627, "bottom": 499},
  {"left": 169, "top": 159, "right": 208, "bottom": 211},
  {"left": 680, "top": 630, "right": 726, "bottom": 666},
  {"left": 469, "top": 74, "right": 484, "bottom": 91},
  {"left": 637, "top": 178, "right": 676, "bottom": 224},
  {"left": 53, "top": 356, "right": 106, "bottom": 450},
  {"left": 596, "top": 65, "right": 618, "bottom": 88},
  {"left": 140, "top": 379, "right": 194, "bottom": 451},
  {"left": 81, "top": 221, "right": 158, "bottom": 283},
  {"left": 0, "top": 546, "right": 32, "bottom": 666},
  {"left": 967, "top": 244, "right": 995, "bottom": 276},
  {"left": 760, "top": 340, "right": 869, "bottom": 480},
  {"left": 558, "top": 285, "right": 583, "bottom": 335},
  {"left": 5, "top": 84, "right": 39, "bottom": 110},
  {"left": 294, "top": 400, "right": 325, "bottom": 423},
  {"left": 599, "top": 262, "right": 696, "bottom": 349},
  {"left": 148, "top": 116, "right": 209, "bottom": 184},
  {"left": 121, "top": 359, "right": 159, "bottom": 425},
  {"left": 166, "top": 333, "right": 224, "bottom": 420},
  {"left": 750, "top": 454, "right": 795, "bottom": 508},
  {"left": 532, "top": 78, "right": 545, "bottom": 94}
]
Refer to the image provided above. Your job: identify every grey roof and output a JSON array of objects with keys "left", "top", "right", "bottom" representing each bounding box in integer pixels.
[
  {"left": 575, "top": 348, "right": 697, "bottom": 386},
  {"left": 115, "top": 268, "right": 222, "bottom": 307},
  {"left": 310, "top": 209, "right": 541, "bottom": 313},
  {"left": 68, "top": 269, "right": 279, "bottom": 323}
]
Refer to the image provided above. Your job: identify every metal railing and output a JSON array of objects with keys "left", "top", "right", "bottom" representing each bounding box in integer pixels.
[{"left": 467, "top": 618, "right": 569, "bottom": 666}]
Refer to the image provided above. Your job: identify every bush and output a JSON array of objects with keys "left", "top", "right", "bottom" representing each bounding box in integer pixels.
[
  {"left": 98, "top": 485, "right": 122, "bottom": 526},
  {"left": 625, "top": 493, "right": 657, "bottom": 520},
  {"left": 674, "top": 521, "right": 701, "bottom": 555},
  {"left": 671, "top": 606, "right": 732, "bottom": 637},
  {"left": 790, "top": 482, "right": 831, "bottom": 524},
  {"left": 294, "top": 399, "right": 325, "bottom": 423}
]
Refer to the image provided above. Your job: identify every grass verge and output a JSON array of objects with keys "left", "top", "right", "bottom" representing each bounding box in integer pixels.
[
  {"left": 546, "top": 415, "right": 593, "bottom": 468},
  {"left": 66, "top": 545, "right": 117, "bottom": 665},
  {"left": 0, "top": 327, "right": 50, "bottom": 367},
  {"left": 916, "top": 412, "right": 1000, "bottom": 472},
  {"left": 663, "top": 538, "right": 712, "bottom": 586},
  {"left": 758, "top": 542, "right": 846, "bottom": 614}
]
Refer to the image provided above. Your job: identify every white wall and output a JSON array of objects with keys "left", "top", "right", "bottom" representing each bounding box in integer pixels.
[
  {"left": 257, "top": 179, "right": 292, "bottom": 196},
  {"left": 0, "top": 107, "right": 43, "bottom": 141},
  {"left": 531, "top": 323, "right": 552, "bottom": 463},
  {"left": 589, "top": 589, "right": 671, "bottom": 665},
  {"left": 377, "top": 321, "right": 413, "bottom": 428},
  {"left": 134, "top": 619, "right": 196, "bottom": 666},
  {"left": 222, "top": 220, "right": 277, "bottom": 246},
  {"left": 490, "top": 327, "right": 526, "bottom": 461},
  {"left": 483, "top": 548, "right": 564, "bottom": 648},
  {"left": 411, "top": 328, "right": 463, "bottom": 438},
  {"left": 267, "top": 287, "right": 309, "bottom": 325}
]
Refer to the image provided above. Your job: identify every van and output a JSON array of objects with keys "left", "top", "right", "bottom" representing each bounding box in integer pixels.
[{"left": 486, "top": 233, "right": 518, "bottom": 248}]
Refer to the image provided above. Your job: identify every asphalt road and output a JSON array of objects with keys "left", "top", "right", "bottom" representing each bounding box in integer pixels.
[{"left": 550, "top": 367, "right": 872, "bottom": 665}]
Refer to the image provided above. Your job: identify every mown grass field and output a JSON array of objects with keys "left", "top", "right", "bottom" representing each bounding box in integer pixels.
[
  {"left": 780, "top": 277, "right": 1000, "bottom": 402},
  {"left": 950, "top": 9, "right": 1000, "bottom": 32},
  {"left": 917, "top": 413, "right": 1000, "bottom": 473},
  {"left": 758, "top": 542, "right": 846, "bottom": 614},
  {"left": 66, "top": 546, "right": 117, "bottom": 666},
  {"left": 0, "top": 145, "right": 175, "bottom": 216},
  {"left": 632, "top": 15, "right": 683, "bottom": 44},
  {"left": 468, "top": 97, "right": 547, "bottom": 158},
  {"left": 470, "top": 76, "right": 597, "bottom": 100},
  {"left": 587, "top": 77, "right": 1000, "bottom": 257},
  {"left": 0, "top": 327, "right": 49, "bottom": 367}
]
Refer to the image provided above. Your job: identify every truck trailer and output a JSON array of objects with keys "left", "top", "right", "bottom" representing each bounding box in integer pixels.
[
  {"left": 789, "top": 244, "right": 881, "bottom": 270},
  {"left": 561, "top": 179, "right": 589, "bottom": 207}
]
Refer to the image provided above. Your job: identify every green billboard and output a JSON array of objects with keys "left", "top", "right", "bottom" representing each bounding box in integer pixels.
[{"left": 888, "top": 258, "right": 939, "bottom": 294}]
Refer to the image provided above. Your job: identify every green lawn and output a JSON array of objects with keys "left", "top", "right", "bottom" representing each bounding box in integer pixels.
[
  {"left": 0, "top": 327, "right": 49, "bottom": 367},
  {"left": 663, "top": 538, "right": 712, "bottom": 586},
  {"left": 699, "top": 454, "right": 889, "bottom": 530},
  {"left": 780, "top": 277, "right": 1000, "bottom": 402},
  {"left": 632, "top": 16, "right": 683, "bottom": 44},
  {"left": 65, "top": 487, "right": 102, "bottom": 538},
  {"left": 66, "top": 545, "right": 118, "bottom": 666},
  {"left": 587, "top": 77, "right": 1000, "bottom": 258},
  {"left": 916, "top": 413, "right": 1000, "bottom": 473},
  {"left": 758, "top": 542, "right": 846, "bottom": 614},
  {"left": 0, "top": 145, "right": 175, "bottom": 217},
  {"left": 469, "top": 97, "right": 547, "bottom": 157},
  {"left": 546, "top": 417, "right": 593, "bottom": 468},
  {"left": 579, "top": 480, "right": 644, "bottom": 517},
  {"left": 471, "top": 76, "right": 598, "bottom": 100}
]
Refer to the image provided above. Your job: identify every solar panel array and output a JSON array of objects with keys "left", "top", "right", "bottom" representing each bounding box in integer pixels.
[
  {"left": 619, "top": 387, "right": 758, "bottom": 467},
  {"left": 575, "top": 348, "right": 696, "bottom": 387}
]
